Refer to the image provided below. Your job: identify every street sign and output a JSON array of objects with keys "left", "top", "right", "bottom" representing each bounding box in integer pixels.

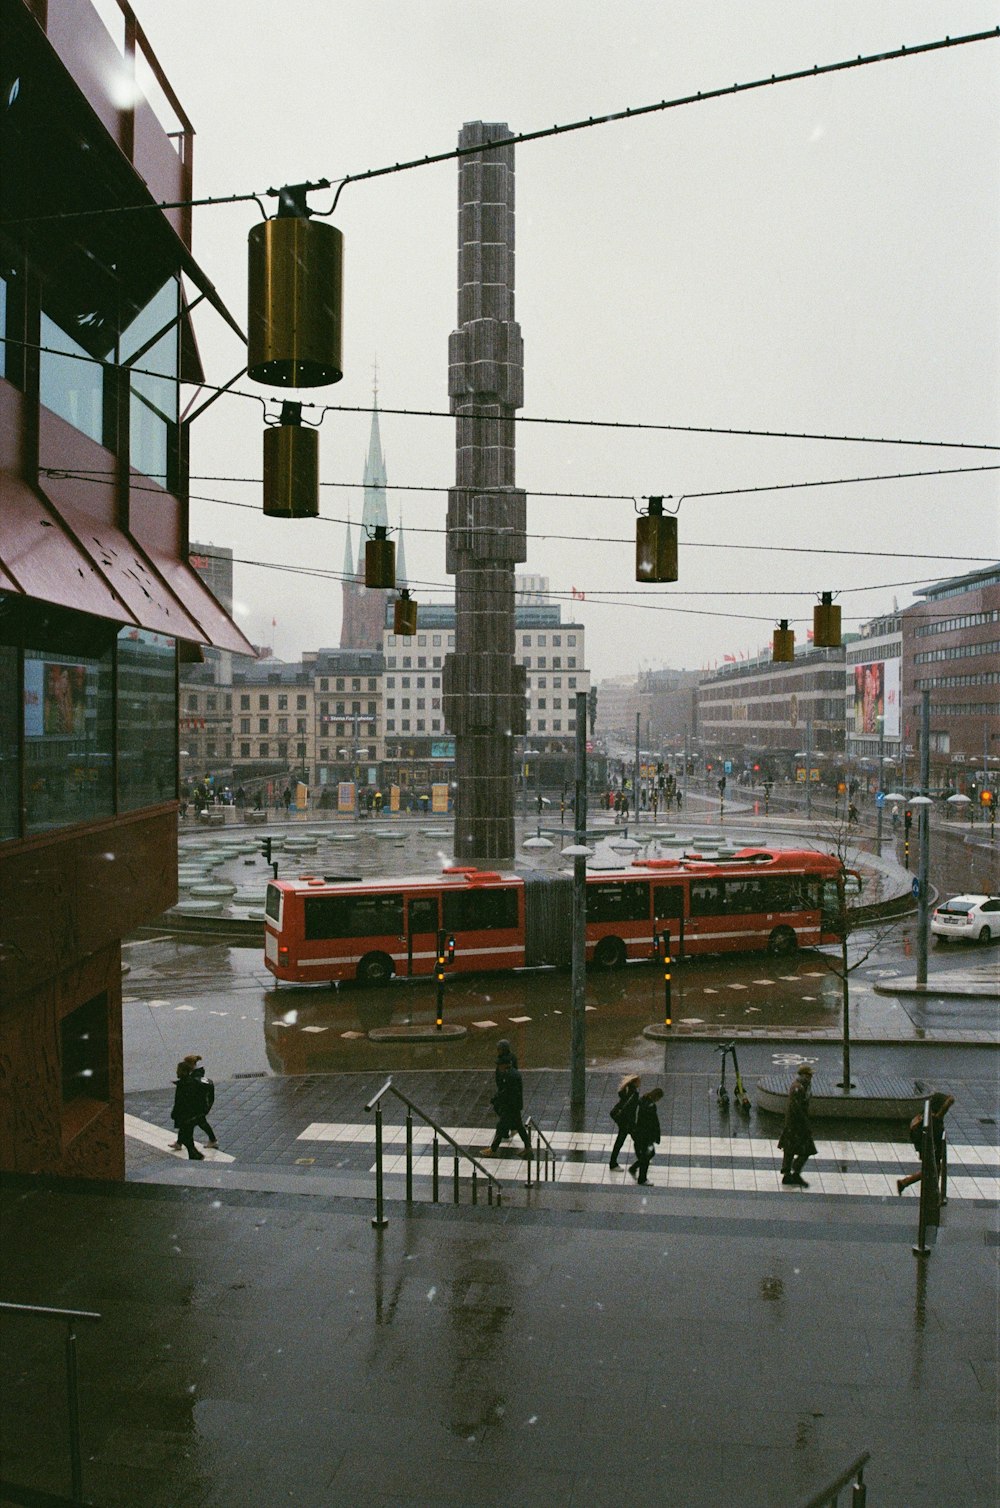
[
  {"left": 724, "top": 760, "right": 733, "bottom": 774},
  {"left": 875, "top": 791, "right": 885, "bottom": 807},
  {"left": 911, "top": 877, "right": 920, "bottom": 898}
]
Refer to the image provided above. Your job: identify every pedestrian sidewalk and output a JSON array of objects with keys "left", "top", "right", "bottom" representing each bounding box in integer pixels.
[{"left": 873, "top": 964, "right": 1000, "bottom": 1000}]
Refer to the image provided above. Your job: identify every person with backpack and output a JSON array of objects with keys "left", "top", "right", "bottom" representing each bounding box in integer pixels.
[
  {"left": 629, "top": 1086, "right": 664, "bottom": 1185},
  {"left": 898, "top": 1092, "right": 954, "bottom": 1195},
  {"left": 169, "top": 1054, "right": 218, "bottom": 1159},
  {"left": 609, "top": 1074, "right": 640, "bottom": 1170}
]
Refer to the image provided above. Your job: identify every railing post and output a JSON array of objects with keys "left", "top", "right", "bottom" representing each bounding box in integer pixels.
[
  {"left": 940, "top": 1132, "right": 948, "bottom": 1206},
  {"left": 526, "top": 1128, "right": 534, "bottom": 1188},
  {"left": 64, "top": 1319, "right": 83, "bottom": 1503},
  {"left": 913, "top": 1102, "right": 938, "bottom": 1257},
  {"left": 471, "top": 1165, "right": 478, "bottom": 1205},
  {"left": 371, "top": 1102, "right": 388, "bottom": 1230},
  {"left": 405, "top": 1109, "right": 413, "bottom": 1204},
  {"left": 453, "top": 1145, "right": 460, "bottom": 1204},
  {"left": 432, "top": 1135, "right": 439, "bottom": 1203}
]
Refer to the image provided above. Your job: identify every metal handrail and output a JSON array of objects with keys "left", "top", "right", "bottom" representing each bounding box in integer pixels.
[
  {"left": 913, "top": 1102, "right": 944, "bottom": 1257},
  {"left": 800, "top": 1449, "right": 870, "bottom": 1507},
  {"left": 524, "top": 1116, "right": 558, "bottom": 1186},
  {"left": 365, "top": 1077, "right": 503, "bottom": 1229},
  {"left": 0, "top": 1301, "right": 102, "bottom": 1506}
]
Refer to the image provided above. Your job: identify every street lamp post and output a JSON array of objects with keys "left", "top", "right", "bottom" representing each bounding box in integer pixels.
[
  {"left": 914, "top": 690, "right": 932, "bottom": 986},
  {"left": 875, "top": 716, "right": 885, "bottom": 858}
]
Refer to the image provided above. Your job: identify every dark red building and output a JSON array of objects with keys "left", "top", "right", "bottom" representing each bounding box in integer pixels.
[{"left": 0, "top": 0, "right": 251, "bottom": 1177}]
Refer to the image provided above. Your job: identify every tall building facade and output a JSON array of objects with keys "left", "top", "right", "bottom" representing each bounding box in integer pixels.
[{"left": 0, "top": 0, "right": 249, "bottom": 1177}]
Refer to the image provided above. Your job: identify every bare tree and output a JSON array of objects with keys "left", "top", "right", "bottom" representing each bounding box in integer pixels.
[{"left": 809, "top": 816, "right": 904, "bottom": 1088}]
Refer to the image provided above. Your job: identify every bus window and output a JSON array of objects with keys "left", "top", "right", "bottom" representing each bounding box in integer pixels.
[
  {"left": 408, "top": 896, "right": 439, "bottom": 933},
  {"left": 265, "top": 884, "right": 282, "bottom": 924},
  {"left": 761, "top": 876, "right": 805, "bottom": 912},
  {"left": 305, "top": 891, "right": 404, "bottom": 940},
  {"left": 587, "top": 880, "right": 650, "bottom": 924},
  {"left": 721, "top": 877, "right": 766, "bottom": 915},
  {"left": 690, "top": 880, "right": 722, "bottom": 917},
  {"left": 443, "top": 886, "right": 519, "bottom": 933},
  {"left": 652, "top": 883, "right": 684, "bottom": 920}
]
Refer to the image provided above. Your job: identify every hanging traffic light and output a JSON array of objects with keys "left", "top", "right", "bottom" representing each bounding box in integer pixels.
[
  {"left": 365, "top": 525, "right": 396, "bottom": 588},
  {"left": 772, "top": 620, "right": 795, "bottom": 663},
  {"left": 813, "top": 591, "right": 842, "bottom": 647},
  {"left": 247, "top": 185, "right": 344, "bottom": 387},
  {"left": 393, "top": 588, "right": 418, "bottom": 637},
  {"left": 635, "top": 496, "right": 678, "bottom": 583},
  {"left": 262, "top": 402, "right": 319, "bottom": 518}
]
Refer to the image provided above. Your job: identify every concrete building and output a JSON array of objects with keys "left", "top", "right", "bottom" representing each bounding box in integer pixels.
[
  {"left": 637, "top": 668, "right": 700, "bottom": 751},
  {"left": 308, "top": 647, "right": 384, "bottom": 796},
  {"left": 697, "top": 647, "right": 848, "bottom": 774},
  {"left": 0, "top": 0, "right": 249, "bottom": 1177},
  {"left": 231, "top": 659, "right": 315, "bottom": 794},
  {"left": 594, "top": 675, "right": 639, "bottom": 742},
  {"left": 902, "top": 563, "right": 1000, "bottom": 792}
]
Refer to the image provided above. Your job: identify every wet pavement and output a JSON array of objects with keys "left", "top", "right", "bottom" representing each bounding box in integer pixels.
[{"left": 3, "top": 806, "right": 996, "bottom": 1506}]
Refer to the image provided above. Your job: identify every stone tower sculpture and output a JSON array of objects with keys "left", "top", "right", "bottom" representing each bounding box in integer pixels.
[{"left": 443, "top": 121, "right": 527, "bottom": 863}]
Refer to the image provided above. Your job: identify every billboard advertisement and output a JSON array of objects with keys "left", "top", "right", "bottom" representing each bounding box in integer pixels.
[
  {"left": 853, "top": 658, "right": 900, "bottom": 739},
  {"left": 24, "top": 660, "right": 87, "bottom": 738}
]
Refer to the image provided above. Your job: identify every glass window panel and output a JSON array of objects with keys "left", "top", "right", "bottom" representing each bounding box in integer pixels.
[
  {"left": 24, "top": 647, "right": 113, "bottom": 832},
  {"left": 117, "top": 628, "right": 177, "bottom": 811},
  {"left": 121, "top": 281, "right": 178, "bottom": 485},
  {"left": 0, "top": 644, "right": 17, "bottom": 840},
  {"left": 0, "top": 274, "right": 6, "bottom": 379},
  {"left": 39, "top": 314, "right": 105, "bottom": 444}
]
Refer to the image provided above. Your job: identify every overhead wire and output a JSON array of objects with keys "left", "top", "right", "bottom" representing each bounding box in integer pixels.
[{"left": 8, "top": 28, "right": 997, "bottom": 228}]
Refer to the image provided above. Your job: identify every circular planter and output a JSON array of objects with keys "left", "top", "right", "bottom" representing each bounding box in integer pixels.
[{"left": 188, "top": 881, "right": 238, "bottom": 898}]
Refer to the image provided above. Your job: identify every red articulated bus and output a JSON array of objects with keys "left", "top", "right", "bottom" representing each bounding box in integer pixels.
[{"left": 263, "top": 847, "right": 845, "bottom": 986}]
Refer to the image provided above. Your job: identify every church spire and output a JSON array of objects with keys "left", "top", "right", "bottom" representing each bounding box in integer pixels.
[
  {"left": 361, "top": 376, "right": 388, "bottom": 539},
  {"left": 342, "top": 505, "right": 354, "bottom": 578}
]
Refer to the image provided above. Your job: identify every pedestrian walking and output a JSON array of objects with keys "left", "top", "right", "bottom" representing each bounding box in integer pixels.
[
  {"left": 778, "top": 1064, "right": 817, "bottom": 1188},
  {"left": 609, "top": 1074, "right": 640, "bottom": 1169},
  {"left": 628, "top": 1086, "right": 663, "bottom": 1184},
  {"left": 897, "top": 1092, "right": 954, "bottom": 1195},
  {"left": 487, "top": 1040, "right": 531, "bottom": 1156},
  {"left": 169, "top": 1054, "right": 218, "bottom": 1159}
]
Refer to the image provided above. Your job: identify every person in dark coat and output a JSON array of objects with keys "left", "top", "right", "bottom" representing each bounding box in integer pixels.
[
  {"left": 897, "top": 1091, "right": 954, "bottom": 1195},
  {"left": 778, "top": 1064, "right": 817, "bottom": 1187},
  {"left": 169, "top": 1054, "right": 218, "bottom": 1159},
  {"left": 609, "top": 1073, "right": 640, "bottom": 1169},
  {"left": 488, "top": 1042, "right": 531, "bottom": 1156},
  {"left": 628, "top": 1086, "right": 663, "bottom": 1184}
]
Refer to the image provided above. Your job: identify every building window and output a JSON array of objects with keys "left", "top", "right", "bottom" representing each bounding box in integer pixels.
[
  {"left": 568, "top": 635, "right": 577, "bottom": 647},
  {"left": 278, "top": 695, "right": 287, "bottom": 710},
  {"left": 60, "top": 993, "right": 109, "bottom": 1108},
  {"left": 259, "top": 718, "right": 269, "bottom": 734},
  {"left": 240, "top": 718, "right": 250, "bottom": 734},
  {"left": 320, "top": 678, "right": 329, "bottom": 691},
  {"left": 240, "top": 742, "right": 250, "bottom": 757},
  {"left": 297, "top": 695, "right": 307, "bottom": 710},
  {"left": 320, "top": 746, "right": 329, "bottom": 759},
  {"left": 278, "top": 742, "right": 288, "bottom": 758},
  {"left": 117, "top": 627, "right": 176, "bottom": 811},
  {"left": 278, "top": 717, "right": 288, "bottom": 733},
  {"left": 259, "top": 743, "right": 269, "bottom": 758},
  {"left": 23, "top": 644, "right": 114, "bottom": 834},
  {"left": 39, "top": 312, "right": 105, "bottom": 446},
  {"left": 121, "top": 278, "right": 179, "bottom": 485},
  {"left": 259, "top": 695, "right": 270, "bottom": 711},
  {"left": 386, "top": 719, "right": 396, "bottom": 731},
  {"left": 240, "top": 695, "right": 250, "bottom": 710},
  {"left": 296, "top": 719, "right": 306, "bottom": 734}
]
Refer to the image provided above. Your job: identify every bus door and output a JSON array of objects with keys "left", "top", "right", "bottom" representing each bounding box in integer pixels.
[
  {"left": 686, "top": 878, "right": 723, "bottom": 952},
  {"left": 406, "top": 895, "right": 440, "bottom": 976},
  {"left": 652, "top": 882, "right": 685, "bottom": 961}
]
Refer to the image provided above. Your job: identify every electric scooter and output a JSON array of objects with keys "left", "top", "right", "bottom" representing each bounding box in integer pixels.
[{"left": 715, "top": 1040, "right": 751, "bottom": 1113}]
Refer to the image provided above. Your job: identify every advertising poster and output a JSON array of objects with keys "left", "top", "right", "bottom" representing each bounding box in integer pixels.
[
  {"left": 854, "top": 659, "right": 901, "bottom": 738},
  {"left": 24, "top": 660, "right": 87, "bottom": 737},
  {"left": 337, "top": 781, "right": 355, "bottom": 813},
  {"left": 431, "top": 783, "right": 449, "bottom": 813},
  {"left": 390, "top": 785, "right": 400, "bottom": 812}
]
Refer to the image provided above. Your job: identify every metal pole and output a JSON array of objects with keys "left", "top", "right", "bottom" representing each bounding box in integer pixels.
[
  {"left": 634, "top": 710, "right": 641, "bottom": 823},
  {"left": 405, "top": 1109, "right": 413, "bottom": 1203},
  {"left": 571, "top": 692, "right": 588, "bottom": 1110},
  {"left": 372, "top": 1103, "right": 387, "bottom": 1229},
  {"left": 916, "top": 690, "right": 931, "bottom": 986},
  {"left": 805, "top": 715, "right": 812, "bottom": 821},
  {"left": 875, "top": 716, "right": 884, "bottom": 857}
]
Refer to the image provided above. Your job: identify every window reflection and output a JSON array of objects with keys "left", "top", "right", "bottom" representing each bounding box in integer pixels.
[
  {"left": 121, "top": 279, "right": 178, "bottom": 485},
  {"left": 117, "top": 627, "right": 177, "bottom": 809},
  {"left": 0, "top": 644, "right": 17, "bottom": 840},
  {"left": 39, "top": 313, "right": 106, "bottom": 444},
  {"left": 24, "top": 646, "right": 113, "bottom": 832}
]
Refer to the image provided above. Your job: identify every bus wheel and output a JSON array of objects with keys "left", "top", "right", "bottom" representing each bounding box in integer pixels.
[
  {"left": 594, "top": 936, "right": 627, "bottom": 970},
  {"left": 767, "top": 926, "right": 797, "bottom": 957},
  {"left": 357, "top": 952, "right": 394, "bottom": 987}
]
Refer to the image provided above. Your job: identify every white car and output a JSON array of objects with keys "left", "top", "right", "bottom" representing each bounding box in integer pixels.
[{"left": 931, "top": 895, "right": 1000, "bottom": 945}]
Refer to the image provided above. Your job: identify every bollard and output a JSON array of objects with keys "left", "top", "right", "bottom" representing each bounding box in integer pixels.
[
  {"left": 453, "top": 1145, "right": 460, "bottom": 1204},
  {"left": 432, "top": 1135, "right": 439, "bottom": 1203}
]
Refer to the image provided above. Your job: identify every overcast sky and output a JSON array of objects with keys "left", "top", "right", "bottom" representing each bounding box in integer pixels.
[{"left": 136, "top": 1, "right": 999, "bottom": 679}]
